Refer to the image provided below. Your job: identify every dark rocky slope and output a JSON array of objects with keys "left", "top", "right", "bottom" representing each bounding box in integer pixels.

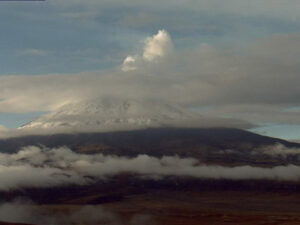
[{"left": 0, "top": 128, "right": 299, "bottom": 166}]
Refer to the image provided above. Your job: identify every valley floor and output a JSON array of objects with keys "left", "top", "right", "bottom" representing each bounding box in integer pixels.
[
  {"left": 4, "top": 190, "right": 300, "bottom": 225},
  {"left": 95, "top": 190, "right": 300, "bottom": 225}
]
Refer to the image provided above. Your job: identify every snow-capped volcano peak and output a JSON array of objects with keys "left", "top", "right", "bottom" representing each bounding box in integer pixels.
[{"left": 20, "top": 97, "right": 201, "bottom": 132}]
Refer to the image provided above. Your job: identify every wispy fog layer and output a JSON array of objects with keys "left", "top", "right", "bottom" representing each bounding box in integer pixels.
[
  {"left": 213, "top": 143, "right": 300, "bottom": 160},
  {"left": 254, "top": 143, "right": 300, "bottom": 157},
  {"left": 1, "top": 146, "right": 300, "bottom": 191},
  {"left": 0, "top": 199, "right": 153, "bottom": 225}
]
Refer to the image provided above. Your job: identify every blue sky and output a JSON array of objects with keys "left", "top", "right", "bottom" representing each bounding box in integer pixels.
[
  {"left": 0, "top": 1, "right": 299, "bottom": 75},
  {"left": 251, "top": 124, "right": 300, "bottom": 140},
  {"left": 1, "top": 0, "right": 300, "bottom": 139}
]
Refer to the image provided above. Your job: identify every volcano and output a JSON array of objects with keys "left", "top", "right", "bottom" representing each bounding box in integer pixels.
[
  {"left": 0, "top": 97, "right": 298, "bottom": 165},
  {"left": 19, "top": 97, "right": 250, "bottom": 133},
  {"left": 2, "top": 98, "right": 300, "bottom": 225}
]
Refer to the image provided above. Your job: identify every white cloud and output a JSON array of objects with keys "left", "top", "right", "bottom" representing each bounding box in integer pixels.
[
  {"left": 0, "top": 146, "right": 300, "bottom": 191},
  {"left": 122, "top": 30, "right": 173, "bottom": 72},
  {"left": 253, "top": 144, "right": 300, "bottom": 159},
  {"left": 142, "top": 30, "right": 173, "bottom": 62},
  {"left": 122, "top": 55, "right": 139, "bottom": 72}
]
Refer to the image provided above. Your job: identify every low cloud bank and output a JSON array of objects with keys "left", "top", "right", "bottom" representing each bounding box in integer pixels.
[
  {"left": 216, "top": 143, "right": 300, "bottom": 159},
  {"left": 254, "top": 143, "right": 300, "bottom": 157},
  {"left": 0, "top": 199, "right": 153, "bottom": 225},
  {"left": 1, "top": 146, "right": 300, "bottom": 191}
]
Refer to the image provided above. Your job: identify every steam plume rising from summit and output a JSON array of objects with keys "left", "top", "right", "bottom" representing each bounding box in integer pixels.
[{"left": 122, "top": 29, "right": 173, "bottom": 71}]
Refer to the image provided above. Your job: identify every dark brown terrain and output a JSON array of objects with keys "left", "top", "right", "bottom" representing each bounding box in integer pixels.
[
  {"left": 0, "top": 223, "right": 32, "bottom": 225},
  {"left": 2, "top": 178, "right": 300, "bottom": 225}
]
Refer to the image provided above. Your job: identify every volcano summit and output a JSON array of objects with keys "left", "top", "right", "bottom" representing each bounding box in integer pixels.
[{"left": 19, "top": 97, "right": 250, "bottom": 134}]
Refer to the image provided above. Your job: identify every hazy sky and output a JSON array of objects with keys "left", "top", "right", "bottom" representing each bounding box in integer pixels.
[{"left": 1, "top": 0, "right": 300, "bottom": 139}]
